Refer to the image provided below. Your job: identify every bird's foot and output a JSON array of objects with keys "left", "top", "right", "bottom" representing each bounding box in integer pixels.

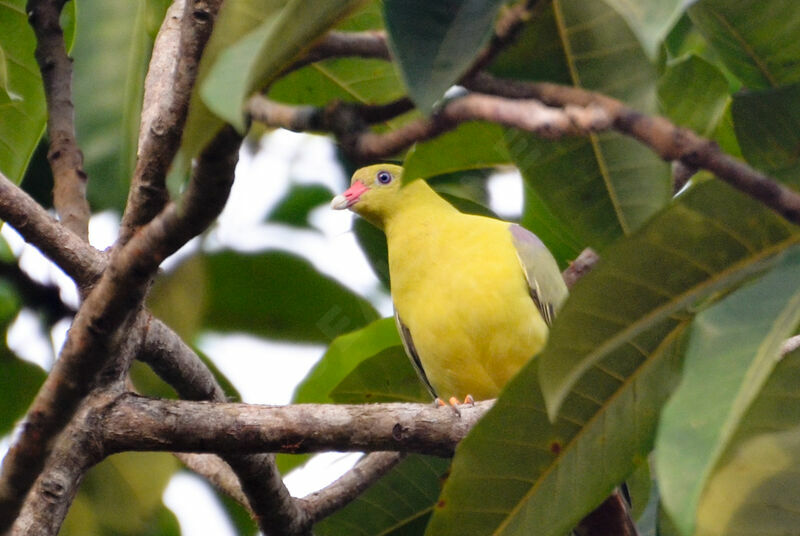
[{"left": 434, "top": 397, "right": 461, "bottom": 417}]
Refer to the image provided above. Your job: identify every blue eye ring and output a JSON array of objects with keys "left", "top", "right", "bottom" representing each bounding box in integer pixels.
[{"left": 376, "top": 170, "right": 393, "bottom": 184}]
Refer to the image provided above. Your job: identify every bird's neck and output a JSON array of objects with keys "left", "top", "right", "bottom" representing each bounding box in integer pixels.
[{"left": 383, "top": 181, "right": 457, "bottom": 239}]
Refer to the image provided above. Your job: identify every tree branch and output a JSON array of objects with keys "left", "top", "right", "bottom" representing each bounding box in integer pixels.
[
  {"left": 27, "top": 0, "right": 90, "bottom": 241},
  {"left": 101, "top": 395, "right": 490, "bottom": 456},
  {"left": 299, "top": 452, "right": 405, "bottom": 525},
  {"left": 0, "top": 127, "right": 242, "bottom": 532},
  {"left": 118, "top": 0, "right": 224, "bottom": 246},
  {"left": 465, "top": 73, "right": 800, "bottom": 225}
]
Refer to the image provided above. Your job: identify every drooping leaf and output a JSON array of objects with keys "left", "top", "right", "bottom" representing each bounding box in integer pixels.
[
  {"left": 731, "top": 82, "right": 800, "bottom": 189},
  {"left": 403, "top": 122, "right": 511, "bottom": 183},
  {"left": 314, "top": 454, "right": 450, "bottom": 536},
  {"left": 267, "top": 183, "right": 334, "bottom": 228},
  {"left": 426, "top": 319, "right": 686, "bottom": 536},
  {"left": 688, "top": 0, "right": 800, "bottom": 89},
  {"left": 499, "top": 0, "right": 671, "bottom": 252},
  {"left": 655, "top": 246, "right": 800, "bottom": 536},
  {"left": 539, "top": 179, "right": 800, "bottom": 419},
  {"left": 72, "top": 0, "right": 168, "bottom": 211},
  {"left": 658, "top": 54, "right": 730, "bottom": 137},
  {"left": 182, "top": 0, "right": 364, "bottom": 166},
  {"left": 603, "top": 0, "right": 689, "bottom": 59},
  {"left": 329, "top": 347, "right": 430, "bottom": 403},
  {"left": 383, "top": 0, "right": 505, "bottom": 113},
  {"left": 0, "top": 0, "right": 75, "bottom": 185}
]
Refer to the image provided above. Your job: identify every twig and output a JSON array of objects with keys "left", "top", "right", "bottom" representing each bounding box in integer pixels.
[
  {"left": 0, "top": 127, "right": 242, "bottom": 532},
  {"left": 118, "top": 0, "right": 223, "bottom": 246},
  {"left": 27, "top": 0, "right": 90, "bottom": 242},
  {"left": 250, "top": 93, "right": 611, "bottom": 164},
  {"left": 283, "top": 30, "right": 390, "bottom": 75},
  {"left": 465, "top": 73, "right": 800, "bottom": 225},
  {"left": 300, "top": 452, "right": 405, "bottom": 525},
  {"left": 175, "top": 453, "right": 253, "bottom": 513}
]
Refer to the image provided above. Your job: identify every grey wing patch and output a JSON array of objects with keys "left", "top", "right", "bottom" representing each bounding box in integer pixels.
[
  {"left": 509, "top": 224, "right": 568, "bottom": 327},
  {"left": 394, "top": 310, "right": 438, "bottom": 400}
]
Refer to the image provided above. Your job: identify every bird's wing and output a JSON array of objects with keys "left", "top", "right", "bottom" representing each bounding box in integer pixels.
[
  {"left": 394, "top": 310, "right": 438, "bottom": 400},
  {"left": 509, "top": 224, "right": 568, "bottom": 327}
]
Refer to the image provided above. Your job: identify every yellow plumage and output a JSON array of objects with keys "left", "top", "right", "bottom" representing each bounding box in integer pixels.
[{"left": 332, "top": 164, "right": 566, "bottom": 401}]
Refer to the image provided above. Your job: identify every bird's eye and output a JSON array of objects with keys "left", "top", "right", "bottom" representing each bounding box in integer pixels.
[{"left": 376, "top": 171, "right": 393, "bottom": 184}]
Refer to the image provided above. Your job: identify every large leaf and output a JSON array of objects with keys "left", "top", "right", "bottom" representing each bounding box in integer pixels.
[
  {"left": 314, "top": 455, "right": 450, "bottom": 536},
  {"left": 603, "top": 0, "right": 688, "bottom": 59},
  {"left": 293, "top": 317, "right": 401, "bottom": 404},
  {"left": 498, "top": 0, "right": 671, "bottom": 252},
  {"left": 0, "top": 0, "right": 75, "bottom": 185},
  {"left": 150, "top": 250, "right": 378, "bottom": 343},
  {"left": 383, "top": 0, "right": 505, "bottom": 113},
  {"left": 266, "top": 183, "right": 334, "bottom": 228},
  {"left": 0, "top": 348, "right": 46, "bottom": 437},
  {"left": 658, "top": 54, "right": 730, "bottom": 137},
  {"left": 692, "top": 346, "right": 800, "bottom": 535},
  {"left": 539, "top": 180, "right": 800, "bottom": 419},
  {"left": 329, "top": 347, "right": 430, "bottom": 404},
  {"left": 688, "top": 0, "right": 800, "bottom": 89},
  {"left": 402, "top": 122, "right": 511, "bottom": 183},
  {"left": 72, "top": 0, "right": 168, "bottom": 212},
  {"left": 731, "top": 82, "right": 800, "bottom": 189},
  {"left": 427, "top": 324, "right": 686, "bottom": 536},
  {"left": 183, "top": 0, "right": 363, "bottom": 163},
  {"left": 655, "top": 246, "right": 800, "bottom": 535}
]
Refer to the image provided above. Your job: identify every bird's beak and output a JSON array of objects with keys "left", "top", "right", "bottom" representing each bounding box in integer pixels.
[{"left": 331, "top": 180, "right": 368, "bottom": 210}]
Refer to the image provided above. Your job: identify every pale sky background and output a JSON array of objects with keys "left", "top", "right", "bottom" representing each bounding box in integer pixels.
[{"left": 0, "top": 129, "right": 522, "bottom": 535}]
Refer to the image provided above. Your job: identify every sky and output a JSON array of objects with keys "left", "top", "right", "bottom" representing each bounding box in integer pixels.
[{"left": 1, "top": 129, "right": 522, "bottom": 535}]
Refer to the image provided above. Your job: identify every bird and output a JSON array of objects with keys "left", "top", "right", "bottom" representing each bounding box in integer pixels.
[{"left": 331, "top": 164, "right": 567, "bottom": 404}]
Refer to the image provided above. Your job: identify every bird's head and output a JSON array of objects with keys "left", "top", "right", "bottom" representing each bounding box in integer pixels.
[{"left": 331, "top": 164, "right": 408, "bottom": 228}]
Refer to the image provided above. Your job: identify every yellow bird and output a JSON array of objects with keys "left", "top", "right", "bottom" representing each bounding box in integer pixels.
[{"left": 332, "top": 164, "right": 567, "bottom": 402}]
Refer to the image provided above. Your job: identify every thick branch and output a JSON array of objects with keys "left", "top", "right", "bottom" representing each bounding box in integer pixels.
[
  {"left": 0, "top": 127, "right": 242, "bottom": 531},
  {"left": 101, "top": 395, "right": 490, "bottom": 456},
  {"left": 27, "top": 0, "right": 90, "bottom": 241},
  {"left": 119, "top": 0, "right": 224, "bottom": 245}
]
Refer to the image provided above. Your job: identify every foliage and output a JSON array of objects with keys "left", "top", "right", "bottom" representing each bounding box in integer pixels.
[{"left": 1, "top": 0, "right": 799, "bottom": 535}]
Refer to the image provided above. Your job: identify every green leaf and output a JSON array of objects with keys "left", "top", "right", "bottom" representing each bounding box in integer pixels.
[
  {"left": 520, "top": 183, "right": 584, "bottom": 269},
  {"left": 655, "top": 246, "right": 800, "bottom": 536},
  {"left": 267, "top": 183, "right": 334, "bottom": 228},
  {"left": 693, "top": 345, "right": 800, "bottom": 535},
  {"left": 731, "top": 82, "right": 800, "bottom": 189},
  {"left": 658, "top": 54, "right": 730, "bottom": 137},
  {"left": 539, "top": 179, "right": 800, "bottom": 420},
  {"left": 0, "top": 348, "right": 46, "bottom": 436},
  {"left": 153, "top": 250, "right": 379, "bottom": 343},
  {"left": 280, "top": 317, "right": 401, "bottom": 472},
  {"left": 293, "top": 317, "right": 401, "bottom": 404},
  {"left": 329, "top": 347, "right": 431, "bottom": 403},
  {"left": 688, "top": 0, "right": 800, "bottom": 89},
  {"left": 501, "top": 0, "right": 671, "bottom": 251},
  {"left": 62, "top": 452, "right": 180, "bottom": 536},
  {"left": 0, "top": 0, "right": 74, "bottom": 184},
  {"left": 426, "top": 321, "right": 686, "bottom": 536},
  {"left": 196, "top": 0, "right": 363, "bottom": 140},
  {"left": 403, "top": 122, "right": 511, "bottom": 182},
  {"left": 353, "top": 217, "right": 391, "bottom": 288},
  {"left": 314, "top": 454, "right": 450, "bottom": 536},
  {"left": 72, "top": 0, "right": 167, "bottom": 211},
  {"left": 383, "top": 0, "right": 505, "bottom": 113},
  {"left": 603, "top": 0, "right": 688, "bottom": 59}
]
